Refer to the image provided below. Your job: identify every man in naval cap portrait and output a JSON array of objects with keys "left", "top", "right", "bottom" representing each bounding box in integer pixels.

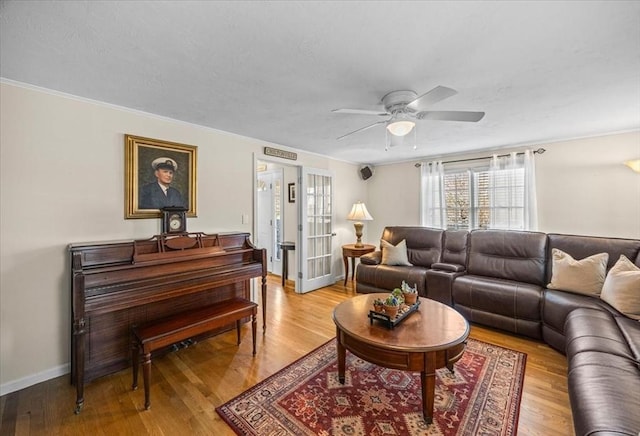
[{"left": 139, "top": 157, "right": 187, "bottom": 209}]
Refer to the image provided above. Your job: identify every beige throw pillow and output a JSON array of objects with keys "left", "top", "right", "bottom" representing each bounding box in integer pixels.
[
  {"left": 380, "top": 239, "right": 412, "bottom": 266},
  {"left": 600, "top": 255, "right": 640, "bottom": 320},
  {"left": 547, "top": 248, "right": 608, "bottom": 295}
]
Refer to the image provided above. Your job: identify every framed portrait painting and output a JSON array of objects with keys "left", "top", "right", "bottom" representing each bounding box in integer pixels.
[{"left": 125, "top": 135, "right": 197, "bottom": 219}]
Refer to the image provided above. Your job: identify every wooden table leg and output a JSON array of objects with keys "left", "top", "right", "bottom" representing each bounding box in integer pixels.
[
  {"left": 73, "top": 320, "right": 86, "bottom": 414},
  {"left": 131, "top": 338, "right": 139, "bottom": 391},
  {"left": 262, "top": 275, "right": 267, "bottom": 332},
  {"left": 251, "top": 311, "right": 257, "bottom": 355},
  {"left": 142, "top": 351, "right": 152, "bottom": 410},
  {"left": 350, "top": 257, "right": 356, "bottom": 281},
  {"left": 421, "top": 352, "right": 437, "bottom": 424},
  {"left": 337, "top": 329, "right": 346, "bottom": 383},
  {"left": 343, "top": 255, "right": 349, "bottom": 286},
  {"left": 281, "top": 248, "right": 287, "bottom": 286}
]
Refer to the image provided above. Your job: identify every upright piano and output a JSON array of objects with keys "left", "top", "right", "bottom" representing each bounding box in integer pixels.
[{"left": 69, "top": 231, "right": 266, "bottom": 413}]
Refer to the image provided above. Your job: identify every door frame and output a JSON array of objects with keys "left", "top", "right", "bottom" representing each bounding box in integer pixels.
[{"left": 253, "top": 154, "right": 301, "bottom": 292}]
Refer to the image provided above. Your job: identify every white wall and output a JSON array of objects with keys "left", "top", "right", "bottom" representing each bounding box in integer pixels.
[
  {"left": 366, "top": 131, "right": 640, "bottom": 243},
  {"left": 536, "top": 133, "right": 640, "bottom": 237},
  {"left": 364, "top": 162, "right": 421, "bottom": 244},
  {"left": 0, "top": 82, "right": 363, "bottom": 393}
]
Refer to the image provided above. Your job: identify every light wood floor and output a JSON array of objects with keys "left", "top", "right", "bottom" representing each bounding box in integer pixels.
[{"left": 0, "top": 275, "right": 574, "bottom": 435}]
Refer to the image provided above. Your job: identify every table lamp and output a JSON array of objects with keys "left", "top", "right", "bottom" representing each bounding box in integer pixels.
[{"left": 347, "top": 201, "right": 373, "bottom": 248}]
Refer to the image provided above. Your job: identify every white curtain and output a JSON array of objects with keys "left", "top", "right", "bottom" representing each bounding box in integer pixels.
[
  {"left": 488, "top": 150, "right": 538, "bottom": 230},
  {"left": 420, "top": 161, "right": 447, "bottom": 229},
  {"left": 523, "top": 149, "right": 538, "bottom": 230}
]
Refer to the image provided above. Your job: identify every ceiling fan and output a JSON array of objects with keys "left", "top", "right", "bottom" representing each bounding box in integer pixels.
[{"left": 332, "top": 86, "right": 485, "bottom": 149}]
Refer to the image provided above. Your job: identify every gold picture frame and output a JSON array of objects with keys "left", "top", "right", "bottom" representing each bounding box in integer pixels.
[{"left": 125, "top": 135, "right": 197, "bottom": 219}]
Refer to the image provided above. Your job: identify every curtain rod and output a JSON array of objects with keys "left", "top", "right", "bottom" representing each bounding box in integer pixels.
[{"left": 414, "top": 147, "right": 546, "bottom": 167}]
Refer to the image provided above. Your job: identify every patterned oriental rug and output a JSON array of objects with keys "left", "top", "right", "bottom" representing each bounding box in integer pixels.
[{"left": 216, "top": 338, "right": 526, "bottom": 436}]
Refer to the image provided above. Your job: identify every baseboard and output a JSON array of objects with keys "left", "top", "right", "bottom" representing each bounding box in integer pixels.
[{"left": 0, "top": 363, "right": 70, "bottom": 396}]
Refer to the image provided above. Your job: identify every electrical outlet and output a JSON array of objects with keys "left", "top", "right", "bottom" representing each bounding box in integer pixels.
[{"left": 242, "top": 214, "right": 250, "bottom": 224}]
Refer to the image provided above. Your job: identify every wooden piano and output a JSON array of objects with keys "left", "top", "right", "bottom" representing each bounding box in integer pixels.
[{"left": 69, "top": 231, "right": 266, "bottom": 413}]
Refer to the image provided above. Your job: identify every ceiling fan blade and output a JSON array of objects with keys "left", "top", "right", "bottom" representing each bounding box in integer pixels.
[
  {"left": 406, "top": 86, "right": 458, "bottom": 112},
  {"left": 332, "top": 108, "right": 389, "bottom": 116},
  {"left": 337, "top": 120, "right": 387, "bottom": 140},
  {"left": 417, "top": 110, "right": 485, "bottom": 122}
]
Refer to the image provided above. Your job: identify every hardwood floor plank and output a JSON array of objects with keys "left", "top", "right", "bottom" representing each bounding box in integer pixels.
[
  {"left": 0, "top": 391, "right": 18, "bottom": 435},
  {"left": 0, "top": 275, "right": 574, "bottom": 435}
]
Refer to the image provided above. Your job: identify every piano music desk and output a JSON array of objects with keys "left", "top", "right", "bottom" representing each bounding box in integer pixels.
[{"left": 131, "top": 297, "right": 257, "bottom": 410}]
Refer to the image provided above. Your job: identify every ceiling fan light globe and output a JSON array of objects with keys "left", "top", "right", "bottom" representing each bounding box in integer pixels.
[{"left": 386, "top": 120, "right": 415, "bottom": 136}]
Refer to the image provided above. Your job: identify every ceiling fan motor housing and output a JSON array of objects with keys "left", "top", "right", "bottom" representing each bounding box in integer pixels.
[{"left": 381, "top": 90, "right": 418, "bottom": 114}]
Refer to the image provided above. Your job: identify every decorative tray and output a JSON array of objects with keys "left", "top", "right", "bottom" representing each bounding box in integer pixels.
[{"left": 368, "top": 300, "right": 421, "bottom": 329}]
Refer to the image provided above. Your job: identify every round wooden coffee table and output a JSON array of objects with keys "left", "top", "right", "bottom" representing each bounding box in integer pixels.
[{"left": 332, "top": 293, "right": 469, "bottom": 424}]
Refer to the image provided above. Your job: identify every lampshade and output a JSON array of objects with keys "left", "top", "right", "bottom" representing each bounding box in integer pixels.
[
  {"left": 347, "top": 202, "right": 373, "bottom": 221},
  {"left": 624, "top": 159, "right": 640, "bottom": 173},
  {"left": 347, "top": 202, "right": 373, "bottom": 248},
  {"left": 386, "top": 120, "right": 415, "bottom": 136}
]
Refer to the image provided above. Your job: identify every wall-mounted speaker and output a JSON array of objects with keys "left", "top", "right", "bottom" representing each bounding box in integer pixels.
[{"left": 359, "top": 165, "right": 374, "bottom": 180}]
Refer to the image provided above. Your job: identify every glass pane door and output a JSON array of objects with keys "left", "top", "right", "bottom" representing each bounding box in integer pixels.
[{"left": 298, "top": 167, "right": 335, "bottom": 293}]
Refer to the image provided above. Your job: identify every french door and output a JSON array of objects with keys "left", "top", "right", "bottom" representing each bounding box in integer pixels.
[{"left": 297, "top": 167, "right": 335, "bottom": 293}]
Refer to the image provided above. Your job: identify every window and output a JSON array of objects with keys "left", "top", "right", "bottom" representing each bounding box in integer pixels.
[
  {"left": 485, "top": 165, "right": 526, "bottom": 230},
  {"left": 421, "top": 151, "right": 538, "bottom": 231},
  {"left": 443, "top": 171, "right": 471, "bottom": 229},
  {"left": 440, "top": 166, "right": 526, "bottom": 230}
]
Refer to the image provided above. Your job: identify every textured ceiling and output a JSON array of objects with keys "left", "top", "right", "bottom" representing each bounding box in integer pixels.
[{"left": 1, "top": 1, "right": 639, "bottom": 165}]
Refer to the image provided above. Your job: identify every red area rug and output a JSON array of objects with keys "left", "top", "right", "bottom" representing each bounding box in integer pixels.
[{"left": 216, "top": 338, "right": 526, "bottom": 435}]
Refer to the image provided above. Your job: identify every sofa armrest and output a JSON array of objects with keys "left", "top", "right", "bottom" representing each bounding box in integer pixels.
[
  {"left": 425, "top": 268, "right": 466, "bottom": 306},
  {"left": 431, "top": 262, "right": 465, "bottom": 273},
  {"left": 360, "top": 251, "right": 381, "bottom": 265}
]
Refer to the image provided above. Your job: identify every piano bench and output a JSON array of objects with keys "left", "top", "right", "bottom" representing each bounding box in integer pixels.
[{"left": 131, "top": 297, "right": 258, "bottom": 410}]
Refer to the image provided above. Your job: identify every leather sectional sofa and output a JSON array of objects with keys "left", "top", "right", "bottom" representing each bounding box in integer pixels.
[{"left": 356, "top": 226, "right": 640, "bottom": 435}]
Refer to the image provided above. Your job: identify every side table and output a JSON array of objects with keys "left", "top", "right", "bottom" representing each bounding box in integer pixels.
[
  {"left": 342, "top": 243, "right": 376, "bottom": 286},
  {"left": 279, "top": 241, "right": 295, "bottom": 286}
]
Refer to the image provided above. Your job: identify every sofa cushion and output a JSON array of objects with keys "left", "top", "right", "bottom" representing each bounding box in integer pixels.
[
  {"left": 452, "top": 274, "right": 544, "bottom": 339},
  {"left": 541, "top": 289, "right": 615, "bottom": 352},
  {"left": 568, "top": 351, "right": 640, "bottom": 436},
  {"left": 453, "top": 275, "right": 544, "bottom": 321},
  {"left": 617, "top": 315, "right": 640, "bottom": 360},
  {"left": 547, "top": 248, "right": 608, "bottom": 296},
  {"left": 466, "top": 230, "right": 547, "bottom": 286},
  {"left": 360, "top": 251, "right": 381, "bottom": 265},
  {"left": 546, "top": 233, "right": 640, "bottom": 284},
  {"left": 381, "top": 226, "right": 443, "bottom": 268},
  {"left": 565, "top": 308, "right": 635, "bottom": 361},
  {"left": 565, "top": 309, "right": 640, "bottom": 435},
  {"left": 356, "top": 264, "right": 428, "bottom": 297},
  {"left": 600, "top": 255, "right": 640, "bottom": 320},
  {"left": 380, "top": 239, "right": 412, "bottom": 266},
  {"left": 442, "top": 229, "right": 468, "bottom": 265}
]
